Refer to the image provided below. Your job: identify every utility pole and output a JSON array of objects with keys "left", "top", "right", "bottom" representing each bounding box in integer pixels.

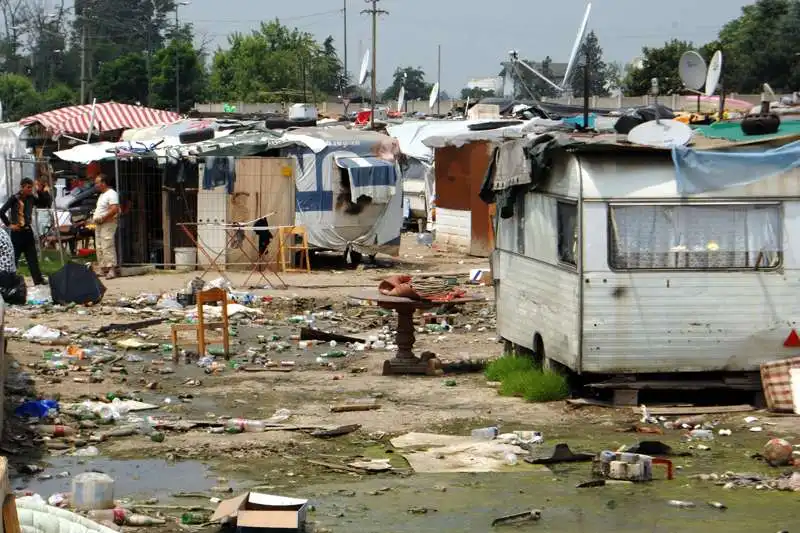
[
  {"left": 343, "top": 0, "right": 347, "bottom": 89},
  {"left": 79, "top": 25, "right": 87, "bottom": 104},
  {"left": 437, "top": 44, "right": 441, "bottom": 116},
  {"left": 362, "top": 0, "right": 387, "bottom": 129},
  {"left": 174, "top": 7, "right": 180, "bottom": 113}
]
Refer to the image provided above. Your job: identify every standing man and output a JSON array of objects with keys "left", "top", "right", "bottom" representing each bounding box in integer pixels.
[
  {"left": 0, "top": 178, "right": 52, "bottom": 285},
  {"left": 93, "top": 174, "right": 120, "bottom": 279}
]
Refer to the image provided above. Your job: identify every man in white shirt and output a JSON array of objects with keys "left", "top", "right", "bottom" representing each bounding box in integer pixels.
[{"left": 92, "top": 174, "right": 120, "bottom": 279}]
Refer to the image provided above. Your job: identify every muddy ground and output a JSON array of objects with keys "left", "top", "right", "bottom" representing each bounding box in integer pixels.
[{"left": 4, "top": 235, "right": 800, "bottom": 533}]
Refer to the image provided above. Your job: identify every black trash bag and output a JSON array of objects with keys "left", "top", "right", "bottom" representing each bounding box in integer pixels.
[
  {"left": 0, "top": 271, "right": 26, "bottom": 305},
  {"left": 614, "top": 104, "right": 676, "bottom": 134},
  {"left": 48, "top": 262, "right": 106, "bottom": 305}
]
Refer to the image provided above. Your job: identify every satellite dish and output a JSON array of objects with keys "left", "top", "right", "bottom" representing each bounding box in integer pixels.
[
  {"left": 704, "top": 50, "right": 723, "bottom": 97},
  {"left": 561, "top": 2, "right": 592, "bottom": 90},
  {"left": 358, "top": 50, "right": 370, "bottom": 86},
  {"left": 763, "top": 82, "right": 776, "bottom": 99},
  {"left": 397, "top": 86, "right": 405, "bottom": 112},
  {"left": 429, "top": 82, "right": 439, "bottom": 110},
  {"left": 627, "top": 119, "right": 693, "bottom": 149},
  {"left": 679, "top": 51, "right": 707, "bottom": 91}
]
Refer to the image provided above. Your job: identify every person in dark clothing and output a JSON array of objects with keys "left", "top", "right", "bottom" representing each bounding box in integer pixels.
[
  {"left": 253, "top": 216, "right": 273, "bottom": 257},
  {"left": 0, "top": 178, "right": 52, "bottom": 285}
]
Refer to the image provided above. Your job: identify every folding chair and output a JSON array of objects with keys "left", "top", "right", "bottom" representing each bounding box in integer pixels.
[{"left": 171, "top": 288, "right": 230, "bottom": 362}]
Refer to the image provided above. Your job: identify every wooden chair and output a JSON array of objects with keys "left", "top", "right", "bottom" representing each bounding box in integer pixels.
[
  {"left": 171, "top": 288, "right": 230, "bottom": 362},
  {"left": 277, "top": 225, "right": 311, "bottom": 273}
]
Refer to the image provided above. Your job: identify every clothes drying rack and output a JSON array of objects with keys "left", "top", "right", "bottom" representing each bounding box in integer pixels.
[{"left": 177, "top": 217, "right": 287, "bottom": 289}]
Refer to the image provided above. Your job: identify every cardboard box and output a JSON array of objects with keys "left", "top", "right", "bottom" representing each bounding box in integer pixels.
[{"left": 211, "top": 492, "right": 308, "bottom": 532}]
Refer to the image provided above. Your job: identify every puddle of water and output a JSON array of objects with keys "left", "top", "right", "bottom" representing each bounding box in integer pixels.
[
  {"left": 12, "top": 458, "right": 238, "bottom": 501},
  {"left": 304, "top": 471, "right": 797, "bottom": 533}
]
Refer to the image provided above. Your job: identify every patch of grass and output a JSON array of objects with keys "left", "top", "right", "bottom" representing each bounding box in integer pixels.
[
  {"left": 17, "top": 250, "right": 96, "bottom": 279},
  {"left": 486, "top": 355, "right": 570, "bottom": 403},
  {"left": 484, "top": 354, "right": 535, "bottom": 382}
]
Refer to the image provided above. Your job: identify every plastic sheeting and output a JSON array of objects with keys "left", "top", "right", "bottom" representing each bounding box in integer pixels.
[
  {"left": 334, "top": 155, "right": 397, "bottom": 204},
  {"left": 291, "top": 144, "right": 403, "bottom": 255},
  {"left": 671, "top": 140, "right": 800, "bottom": 194}
]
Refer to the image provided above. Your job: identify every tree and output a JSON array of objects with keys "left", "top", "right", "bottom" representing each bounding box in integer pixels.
[
  {"left": 208, "top": 19, "right": 338, "bottom": 103},
  {"left": 39, "top": 83, "right": 77, "bottom": 111},
  {"left": 151, "top": 36, "right": 207, "bottom": 112},
  {"left": 715, "top": 0, "right": 792, "bottom": 92},
  {"left": 460, "top": 87, "right": 495, "bottom": 100},
  {"left": 382, "top": 66, "right": 430, "bottom": 102},
  {"left": 0, "top": 74, "right": 40, "bottom": 120},
  {"left": 571, "top": 31, "right": 610, "bottom": 97},
  {"left": 93, "top": 53, "right": 149, "bottom": 104},
  {"left": 622, "top": 39, "right": 695, "bottom": 96}
]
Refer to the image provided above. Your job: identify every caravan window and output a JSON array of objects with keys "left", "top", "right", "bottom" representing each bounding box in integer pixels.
[
  {"left": 608, "top": 203, "right": 782, "bottom": 270},
  {"left": 557, "top": 201, "right": 578, "bottom": 267}
]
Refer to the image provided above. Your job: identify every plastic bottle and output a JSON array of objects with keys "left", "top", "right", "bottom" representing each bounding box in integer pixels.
[
  {"left": 689, "top": 429, "right": 714, "bottom": 441},
  {"left": 36, "top": 425, "right": 75, "bottom": 437},
  {"left": 471, "top": 426, "right": 498, "bottom": 441},
  {"left": 125, "top": 515, "right": 166, "bottom": 526},
  {"left": 225, "top": 419, "right": 265, "bottom": 432},
  {"left": 88, "top": 508, "right": 129, "bottom": 525},
  {"left": 181, "top": 512, "right": 208, "bottom": 525}
]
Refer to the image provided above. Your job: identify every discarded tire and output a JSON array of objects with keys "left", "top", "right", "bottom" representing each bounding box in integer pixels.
[
  {"left": 741, "top": 113, "right": 780, "bottom": 136},
  {"left": 179, "top": 127, "right": 214, "bottom": 144}
]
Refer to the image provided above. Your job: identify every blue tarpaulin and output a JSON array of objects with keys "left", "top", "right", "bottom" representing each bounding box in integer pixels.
[{"left": 671, "top": 140, "right": 800, "bottom": 194}]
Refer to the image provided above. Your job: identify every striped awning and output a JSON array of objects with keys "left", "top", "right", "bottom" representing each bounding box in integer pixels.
[{"left": 20, "top": 102, "right": 180, "bottom": 136}]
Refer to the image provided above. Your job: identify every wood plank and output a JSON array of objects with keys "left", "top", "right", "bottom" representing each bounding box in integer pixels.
[
  {"left": 632, "top": 404, "right": 755, "bottom": 416},
  {"left": 588, "top": 380, "right": 761, "bottom": 391},
  {"left": 161, "top": 188, "right": 171, "bottom": 267},
  {"left": 3, "top": 494, "right": 21, "bottom": 533}
]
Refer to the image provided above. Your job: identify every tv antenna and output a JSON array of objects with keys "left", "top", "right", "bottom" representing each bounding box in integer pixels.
[{"left": 505, "top": 2, "right": 592, "bottom": 96}]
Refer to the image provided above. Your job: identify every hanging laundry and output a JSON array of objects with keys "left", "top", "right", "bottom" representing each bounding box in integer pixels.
[{"left": 203, "top": 156, "right": 236, "bottom": 193}]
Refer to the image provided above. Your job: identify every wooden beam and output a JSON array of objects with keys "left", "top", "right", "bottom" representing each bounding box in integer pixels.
[{"left": 162, "top": 188, "right": 172, "bottom": 268}]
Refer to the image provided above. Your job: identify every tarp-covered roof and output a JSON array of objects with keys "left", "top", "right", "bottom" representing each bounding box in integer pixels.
[{"left": 20, "top": 102, "right": 180, "bottom": 136}]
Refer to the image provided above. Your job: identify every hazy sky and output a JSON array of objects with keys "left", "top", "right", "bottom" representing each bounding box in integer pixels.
[{"left": 71, "top": 0, "right": 757, "bottom": 92}]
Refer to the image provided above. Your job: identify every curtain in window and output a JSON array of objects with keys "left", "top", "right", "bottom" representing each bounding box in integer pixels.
[{"left": 609, "top": 205, "right": 781, "bottom": 269}]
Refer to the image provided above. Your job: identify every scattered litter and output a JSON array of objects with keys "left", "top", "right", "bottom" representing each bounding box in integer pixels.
[
  {"left": 491, "top": 509, "right": 541, "bottom": 527},
  {"left": 667, "top": 500, "right": 696, "bottom": 508},
  {"left": 23, "top": 325, "right": 62, "bottom": 341}
]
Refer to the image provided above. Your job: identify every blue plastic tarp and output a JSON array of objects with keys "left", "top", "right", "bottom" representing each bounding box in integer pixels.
[{"left": 671, "top": 140, "right": 800, "bottom": 194}]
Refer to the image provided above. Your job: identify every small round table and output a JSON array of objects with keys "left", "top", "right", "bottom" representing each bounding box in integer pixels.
[{"left": 350, "top": 289, "right": 485, "bottom": 376}]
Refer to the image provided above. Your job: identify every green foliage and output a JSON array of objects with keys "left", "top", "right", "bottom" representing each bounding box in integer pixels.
[
  {"left": 572, "top": 31, "right": 610, "bottom": 97},
  {"left": 623, "top": 39, "right": 695, "bottom": 96},
  {"left": 624, "top": 0, "right": 800, "bottom": 95},
  {"left": 93, "top": 53, "right": 149, "bottom": 105},
  {"left": 208, "top": 19, "right": 344, "bottom": 103},
  {"left": 151, "top": 38, "right": 207, "bottom": 112},
  {"left": 0, "top": 74, "right": 42, "bottom": 121},
  {"left": 460, "top": 87, "right": 496, "bottom": 100},
  {"left": 485, "top": 355, "right": 570, "bottom": 403},
  {"left": 40, "top": 85, "right": 78, "bottom": 112},
  {"left": 383, "top": 66, "right": 431, "bottom": 102}
]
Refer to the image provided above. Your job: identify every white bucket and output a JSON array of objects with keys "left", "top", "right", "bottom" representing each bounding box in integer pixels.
[
  {"left": 72, "top": 472, "right": 114, "bottom": 510},
  {"left": 174, "top": 247, "right": 197, "bottom": 272},
  {"left": 790, "top": 368, "right": 800, "bottom": 415}
]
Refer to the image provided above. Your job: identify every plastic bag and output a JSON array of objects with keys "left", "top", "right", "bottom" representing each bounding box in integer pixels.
[
  {"left": 25, "top": 285, "right": 52, "bottom": 305},
  {"left": 15, "top": 399, "right": 59, "bottom": 419}
]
